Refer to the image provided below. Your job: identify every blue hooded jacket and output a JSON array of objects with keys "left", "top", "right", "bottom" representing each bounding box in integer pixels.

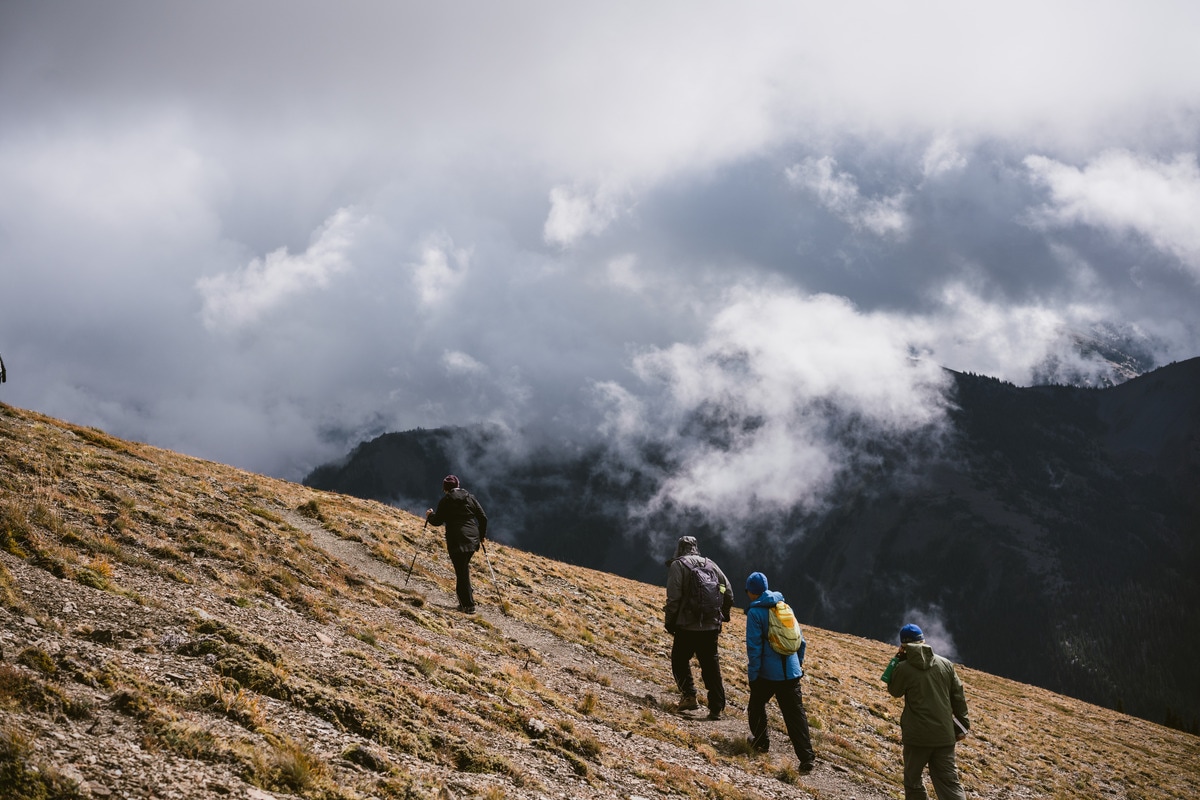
[{"left": 746, "top": 589, "right": 805, "bottom": 682}]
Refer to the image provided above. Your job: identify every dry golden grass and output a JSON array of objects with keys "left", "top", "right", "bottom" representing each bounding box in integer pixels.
[{"left": 1, "top": 400, "right": 1197, "bottom": 800}]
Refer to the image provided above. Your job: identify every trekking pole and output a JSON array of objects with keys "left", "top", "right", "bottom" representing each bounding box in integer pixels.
[
  {"left": 480, "top": 539, "right": 503, "bottom": 603},
  {"left": 404, "top": 520, "right": 426, "bottom": 587}
]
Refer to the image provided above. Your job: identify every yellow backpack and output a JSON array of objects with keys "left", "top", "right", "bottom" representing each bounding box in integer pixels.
[{"left": 766, "top": 600, "right": 804, "bottom": 656}]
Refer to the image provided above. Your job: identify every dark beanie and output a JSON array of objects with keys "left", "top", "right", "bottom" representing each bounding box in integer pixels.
[
  {"left": 442, "top": 475, "right": 460, "bottom": 491},
  {"left": 900, "top": 623, "right": 925, "bottom": 643},
  {"left": 745, "top": 572, "right": 768, "bottom": 595}
]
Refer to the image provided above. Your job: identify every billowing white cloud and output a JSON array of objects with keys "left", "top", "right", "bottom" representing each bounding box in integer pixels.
[
  {"left": 594, "top": 273, "right": 1162, "bottom": 522},
  {"left": 543, "top": 184, "right": 626, "bottom": 247},
  {"left": 1025, "top": 150, "right": 1200, "bottom": 281},
  {"left": 197, "top": 208, "right": 365, "bottom": 331},
  {"left": 600, "top": 287, "right": 951, "bottom": 521},
  {"left": 442, "top": 350, "right": 486, "bottom": 377},
  {"left": 594, "top": 380, "right": 646, "bottom": 442},
  {"left": 786, "top": 157, "right": 911, "bottom": 238},
  {"left": 411, "top": 234, "right": 472, "bottom": 308},
  {"left": 908, "top": 280, "right": 1100, "bottom": 383},
  {"left": 922, "top": 134, "right": 968, "bottom": 179}
]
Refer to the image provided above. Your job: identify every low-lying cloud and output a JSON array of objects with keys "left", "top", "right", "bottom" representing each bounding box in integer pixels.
[
  {"left": 595, "top": 287, "right": 952, "bottom": 522},
  {"left": 899, "top": 605, "right": 960, "bottom": 663},
  {"left": 590, "top": 275, "right": 1161, "bottom": 529}
]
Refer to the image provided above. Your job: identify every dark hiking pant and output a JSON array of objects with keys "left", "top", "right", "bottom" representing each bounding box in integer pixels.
[
  {"left": 902, "top": 743, "right": 966, "bottom": 800},
  {"left": 449, "top": 548, "right": 476, "bottom": 610},
  {"left": 747, "top": 677, "right": 815, "bottom": 766},
  {"left": 670, "top": 629, "right": 725, "bottom": 713}
]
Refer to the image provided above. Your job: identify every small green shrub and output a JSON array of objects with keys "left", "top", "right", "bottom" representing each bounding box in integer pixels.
[
  {"left": 297, "top": 500, "right": 326, "bottom": 522},
  {"left": 453, "top": 743, "right": 517, "bottom": 776},
  {"left": 256, "top": 738, "right": 329, "bottom": 793},
  {"left": 0, "top": 725, "right": 88, "bottom": 799},
  {"left": 0, "top": 501, "right": 33, "bottom": 557},
  {"left": 74, "top": 566, "right": 110, "bottom": 590},
  {"left": 17, "top": 647, "right": 56, "bottom": 676}
]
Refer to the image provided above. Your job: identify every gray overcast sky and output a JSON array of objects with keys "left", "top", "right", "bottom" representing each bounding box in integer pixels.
[{"left": 3, "top": 1, "right": 1200, "bottom": 488}]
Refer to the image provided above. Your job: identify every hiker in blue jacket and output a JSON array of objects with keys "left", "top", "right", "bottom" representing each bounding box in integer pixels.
[{"left": 745, "top": 571, "right": 816, "bottom": 772}]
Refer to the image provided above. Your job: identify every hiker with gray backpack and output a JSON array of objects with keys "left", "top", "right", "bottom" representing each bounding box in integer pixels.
[
  {"left": 663, "top": 536, "right": 733, "bottom": 719},
  {"left": 744, "top": 571, "right": 816, "bottom": 772}
]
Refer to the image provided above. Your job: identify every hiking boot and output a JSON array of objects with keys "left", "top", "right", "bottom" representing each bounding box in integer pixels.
[
  {"left": 678, "top": 694, "right": 700, "bottom": 712},
  {"left": 799, "top": 760, "right": 816, "bottom": 774},
  {"left": 457, "top": 605, "right": 476, "bottom": 614},
  {"left": 705, "top": 706, "right": 724, "bottom": 720}
]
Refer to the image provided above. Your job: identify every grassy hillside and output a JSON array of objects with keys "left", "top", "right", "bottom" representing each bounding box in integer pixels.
[{"left": 1, "top": 402, "right": 1197, "bottom": 800}]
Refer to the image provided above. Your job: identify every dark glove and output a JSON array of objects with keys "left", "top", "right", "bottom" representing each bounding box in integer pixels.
[{"left": 665, "top": 623, "right": 677, "bottom": 635}]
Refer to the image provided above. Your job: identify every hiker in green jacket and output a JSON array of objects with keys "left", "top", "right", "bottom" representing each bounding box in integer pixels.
[{"left": 883, "top": 623, "right": 970, "bottom": 800}]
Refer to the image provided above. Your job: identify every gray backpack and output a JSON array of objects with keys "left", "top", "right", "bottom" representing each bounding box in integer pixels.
[{"left": 680, "top": 558, "right": 727, "bottom": 626}]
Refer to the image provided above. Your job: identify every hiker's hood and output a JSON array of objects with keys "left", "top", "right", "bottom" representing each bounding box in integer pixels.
[
  {"left": 672, "top": 536, "right": 700, "bottom": 560},
  {"left": 748, "top": 589, "right": 785, "bottom": 609},
  {"left": 903, "top": 642, "right": 935, "bottom": 670}
]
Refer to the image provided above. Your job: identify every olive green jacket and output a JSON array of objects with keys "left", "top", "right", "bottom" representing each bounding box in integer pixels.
[{"left": 886, "top": 643, "right": 970, "bottom": 747}]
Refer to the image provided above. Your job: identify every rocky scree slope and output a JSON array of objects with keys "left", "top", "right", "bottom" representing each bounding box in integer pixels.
[{"left": 1, "top": 402, "right": 1197, "bottom": 800}]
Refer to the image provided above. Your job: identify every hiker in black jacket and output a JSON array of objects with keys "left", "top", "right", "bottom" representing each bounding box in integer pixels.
[
  {"left": 425, "top": 475, "right": 488, "bottom": 613},
  {"left": 663, "top": 535, "right": 733, "bottom": 718}
]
